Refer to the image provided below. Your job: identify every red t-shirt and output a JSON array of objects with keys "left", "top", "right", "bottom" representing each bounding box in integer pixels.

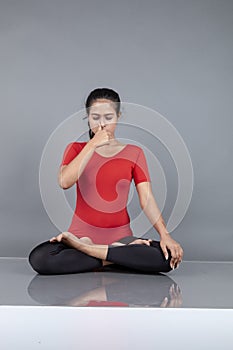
[{"left": 60, "top": 142, "right": 151, "bottom": 244}]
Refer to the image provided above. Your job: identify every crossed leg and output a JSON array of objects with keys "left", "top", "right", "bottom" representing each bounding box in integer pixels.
[{"left": 28, "top": 233, "right": 173, "bottom": 275}]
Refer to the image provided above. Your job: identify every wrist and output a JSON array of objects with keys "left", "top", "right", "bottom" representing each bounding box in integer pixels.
[
  {"left": 87, "top": 138, "right": 97, "bottom": 150},
  {"left": 153, "top": 219, "right": 170, "bottom": 239},
  {"left": 158, "top": 231, "right": 171, "bottom": 239}
]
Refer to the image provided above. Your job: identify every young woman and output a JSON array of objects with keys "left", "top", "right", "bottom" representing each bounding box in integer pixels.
[{"left": 28, "top": 88, "right": 184, "bottom": 275}]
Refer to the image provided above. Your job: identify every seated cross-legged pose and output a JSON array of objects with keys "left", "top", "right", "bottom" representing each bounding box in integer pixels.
[{"left": 28, "top": 87, "right": 184, "bottom": 275}]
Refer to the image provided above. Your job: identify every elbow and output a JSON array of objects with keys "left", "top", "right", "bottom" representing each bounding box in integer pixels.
[
  {"left": 58, "top": 181, "right": 68, "bottom": 190},
  {"left": 140, "top": 200, "right": 147, "bottom": 210},
  {"left": 58, "top": 170, "right": 73, "bottom": 190},
  {"left": 59, "top": 183, "right": 69, "bottom": 190},
  {"left": 139, "top": 193, "right": 153, "bottom": 210},
  {"left": 58, "top": 178, "right": 76, "bottom": 190},
  {"left": 58, "top": 168, "right": 77, "bottom": 190},
  {"left": 136, "top": 182, "right": 153, "bottom": 209},
  {"left": 59, "top": 180, "right": 73, "bottom": 190},
  {"left": 58, "top": 176, "right": 70, "bottom": 190},
  {"left": 139, "top": 197, "right": 147, "bottom": 210}
]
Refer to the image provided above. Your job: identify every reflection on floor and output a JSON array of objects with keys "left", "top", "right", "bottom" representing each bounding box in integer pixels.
[{"left": 0, "top": 258, "right": 233, "bottom": 308}]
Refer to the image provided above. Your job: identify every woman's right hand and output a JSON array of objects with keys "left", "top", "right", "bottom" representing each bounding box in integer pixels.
[{"left": 90, "top": 124, "right": 112, "bottom": 148}]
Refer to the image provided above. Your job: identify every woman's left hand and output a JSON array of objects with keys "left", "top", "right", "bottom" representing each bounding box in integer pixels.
[{"left": 160, "top": 234, "right": 184, "bottom": 269}]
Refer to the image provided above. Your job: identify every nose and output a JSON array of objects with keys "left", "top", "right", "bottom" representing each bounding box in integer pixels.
[{"left": 100, "top": 118, "right": 106, "bottom": 127}]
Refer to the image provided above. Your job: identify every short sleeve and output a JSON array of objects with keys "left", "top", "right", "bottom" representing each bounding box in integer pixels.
[
  {"left": 132, "top": 148, "right": 151, "bottom": 185},
  {"left": 60, "top": 142, "right": 82, "bottom": 167}
]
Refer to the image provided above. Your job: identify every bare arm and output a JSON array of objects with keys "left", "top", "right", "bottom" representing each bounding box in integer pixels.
[
  {"left": 135, "top": 182, "right": 168, "bottom": 237},
  {"left": 135, "top": 181, "right": 184, "bottom": 268},
  {"left": 58, "top": 140, "right": 96, "bottom": 189},
  {"left": 58, "top": 125, "right": 111, "bottom": 189}
]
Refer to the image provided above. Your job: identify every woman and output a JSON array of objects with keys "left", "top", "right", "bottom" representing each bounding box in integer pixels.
[{"left": 28, "top": 88, "right": 184, "bottom": 275}]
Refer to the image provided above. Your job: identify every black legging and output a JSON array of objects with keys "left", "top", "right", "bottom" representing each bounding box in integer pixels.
[{"left": 28, "top": 238, "right": 173, "bottom": 275}]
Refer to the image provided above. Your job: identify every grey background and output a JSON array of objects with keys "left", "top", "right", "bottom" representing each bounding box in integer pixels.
[{"left": 0, "top": 0, "right": 232, "bottom": 259}]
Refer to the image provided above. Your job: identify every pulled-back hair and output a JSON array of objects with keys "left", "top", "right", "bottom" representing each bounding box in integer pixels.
[{"left": 85, "top": 87, "right": 121, "bottom": 139}]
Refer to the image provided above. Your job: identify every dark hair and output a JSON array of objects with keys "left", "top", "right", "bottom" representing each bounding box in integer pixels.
[{"left": 85, "top": 87, "right": 121, "bottom": 139}]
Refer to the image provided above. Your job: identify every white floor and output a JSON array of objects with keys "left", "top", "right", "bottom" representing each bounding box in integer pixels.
[{"left": 0, "top": 259, "right": 233, "bottom": 349}]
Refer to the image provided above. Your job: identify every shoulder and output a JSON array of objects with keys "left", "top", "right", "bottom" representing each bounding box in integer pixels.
[
  {"left": 65, "top": 141, "right": 87, "bottom": 150},
  {"left": 126, "top": 143, "right": 144, "bottom": 155},
  {"left": 123, "top": 144, "right": 146, "bottom": 164}
]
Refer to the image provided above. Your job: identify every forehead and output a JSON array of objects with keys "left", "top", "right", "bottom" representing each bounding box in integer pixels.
[{"left": 90, "top": 99, "right": 115, "bottom": 113}]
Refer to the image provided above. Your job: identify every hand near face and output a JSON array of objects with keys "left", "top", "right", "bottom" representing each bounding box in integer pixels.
[{"left": 91, "top": 124, "right": 112, "bottom": 148}]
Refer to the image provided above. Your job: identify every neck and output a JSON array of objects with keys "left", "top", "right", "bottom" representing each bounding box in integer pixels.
[{"left": 108, "top": 136, "right": 116, "bottom": 143}]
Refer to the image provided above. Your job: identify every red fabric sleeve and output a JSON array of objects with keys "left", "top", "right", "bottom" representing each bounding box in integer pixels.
[
  {"left": 60, "top": 142, "right": 82, "bottom": 167},
  {"left": 132, "top": 148, "right": 151, "bottom": 185}
]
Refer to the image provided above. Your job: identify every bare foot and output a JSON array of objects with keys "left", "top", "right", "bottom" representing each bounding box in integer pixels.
[
  {"left": 50, "top": 231, "right": 71, "bottom": 242},
  {"left": 50, "top": 232, "right": 86, "bottom": 249},
  {"left": 129, "top": 239, "right": 152, "bottom": 246},
  {"left": 50, "top": 232, "right": 108, "bottom": 260}
]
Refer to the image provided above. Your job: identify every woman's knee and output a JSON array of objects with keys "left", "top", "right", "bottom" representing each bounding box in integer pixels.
[
  {"left": 149, "top": 241, "right": 173, "bottom": 273},
  {"left": 28, "top": 240, "right": 53, "bottom": 274},
  {"left": 160, "top": 260, "right": 173, "bottom": 273}
]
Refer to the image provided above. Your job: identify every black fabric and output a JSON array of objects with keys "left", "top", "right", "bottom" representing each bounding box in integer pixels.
[
  {"left": 28, "top": 240, "right": 102, "bottom": 275},
  {"left": 28, "top": 239, "right": 172, "bottom": 275},
  {"left": 106, "top": 240, "right": 173, "bottom": 273},
  {"left": 116, "top": 235, "right": 140, "bottom": 244}
]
